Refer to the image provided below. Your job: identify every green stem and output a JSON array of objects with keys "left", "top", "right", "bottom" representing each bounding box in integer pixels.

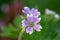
[{"left": 18, "top": 27, "right": 25, "bottom": 40}]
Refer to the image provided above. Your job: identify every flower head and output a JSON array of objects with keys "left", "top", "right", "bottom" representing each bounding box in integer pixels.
[
  {"left": 22, "top": 7, "right": 42, "bottom": 35},
  {"left": 22, "top": 7, "right": 40, "bottom": 17}
]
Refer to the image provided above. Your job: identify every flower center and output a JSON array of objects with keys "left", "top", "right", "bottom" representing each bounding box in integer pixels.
[{"left": 28, "top": 22, "right": 34, "bottom": 27}]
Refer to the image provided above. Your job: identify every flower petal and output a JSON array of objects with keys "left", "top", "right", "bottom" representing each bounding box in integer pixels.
[
  {"left": 22, "top": 20, "right": 28, "bottom": 27},
  {"left": 22, "top": 7, "right": 31, "bottom": 14},
  {"left": 33, "top": 17, "right": 41, "bottom": 24},
  {"left": 26, "top": 27, "right": 33, "bottom": 35},
  {"left": 27, "top": 14, "right": 34, "bottom": 22},
  {"left": 33, "top": 25, "right": 42, "bottom": 31},
  {"left": 27, "top": 14, "right": 41, "bottom": 23},
  {"left": 31, "top": 8, "right": 40, "bottom": 17}
]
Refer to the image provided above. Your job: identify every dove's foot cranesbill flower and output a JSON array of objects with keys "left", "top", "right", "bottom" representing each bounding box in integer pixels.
[
  {"left": 22, "top": 7, "right": 40, "bottom": 17},
  {"left": 22, "top": 14, "right": 42, "bottom": 35}
]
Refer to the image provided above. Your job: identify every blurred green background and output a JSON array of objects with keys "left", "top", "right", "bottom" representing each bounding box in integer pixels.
[
  {"left": 0, "top": 0, "right": 60, "bottom": 40},
  {"left": 0, "top": 0, "right": 60, "bottom": 17}
]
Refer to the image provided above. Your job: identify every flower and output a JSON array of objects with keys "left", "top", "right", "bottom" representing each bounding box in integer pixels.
[
  {"left": 22, "top": 7, "right": 40, "bottom": 17},
  {"left": 45, "top": 9, "right": 60, "bottom": 19},
  {"left": 22, "top": 14, "right": 42, "bottom": 34},
  {"left": 22, "top": 7, "right": 42, "bottom": 34}
]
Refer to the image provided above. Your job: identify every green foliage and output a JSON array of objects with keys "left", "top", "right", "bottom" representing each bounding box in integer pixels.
[
  {"left": 0, "top": 16, "right": 22, "bottom": 38},
  {"left": 0, "top": 24, "right": 21, "bottom": 38}
]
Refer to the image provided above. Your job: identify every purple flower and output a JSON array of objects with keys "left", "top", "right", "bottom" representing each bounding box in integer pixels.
[
  {"left": 22, "top": 7, "right": 40, "bottom": 17},
  {"left": 22, "top": 14, "right": 42, "bottom": 34},
  {"left": 22, "top": 7, "right": 42, "bottom": 34}
]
